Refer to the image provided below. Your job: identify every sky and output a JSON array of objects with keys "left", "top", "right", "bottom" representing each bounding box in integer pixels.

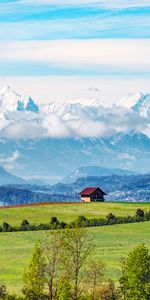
[{"left": 0, "top": 0, "right": 150, "bottom": 103}]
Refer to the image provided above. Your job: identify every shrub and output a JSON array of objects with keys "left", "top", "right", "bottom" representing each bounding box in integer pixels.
[
  {"left": 144, "top": 210, "right": 150, "bottom": 221},
  {"left": 106, "top": 213, "right": 116, "bottom": 225},
  {"left": 38, "top": 223, "right": 50, "bottom": 230},
  {"left": 0, "top": 284, "right": 7, "bottom": 298},
  {"left": 74, "top": 215, "right": 89, "bottom": 227},
  {"left": 2, "top": 222, "right": 13, "bottom": 232},
  {"left": 20, "top": 220, "right": 30, "bottom": 231},
  {"left": 99, "top": 280, "right": 118, "bottom": 300},
  {"left": 57, "top": 221, "right": 67, "bottom": 229},
  {"left": 136, "top": 209, "right": 144, "bottom": 219},
  {"left": 50, "top": 216, "right": 59, "bottom": 225}
]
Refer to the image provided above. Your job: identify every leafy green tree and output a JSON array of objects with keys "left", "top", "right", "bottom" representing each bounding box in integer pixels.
[
  {"left": 22, "top": 243, "right": 46, "bottom": 300},
  {"left": 61, "top": 227, "right": 92, "bottom": 300},
  {"left": 2, "top": 222, "right": 12, "bottom": 232},
  {"left": 106, "top": 213, "right": 116, "bottom": 225},
  {"left": 86, "top": 259, "right": 105, "bottom": 300},
  {"left": 20, "top": 220, "right": 29, "bottom": 231},
  {"left": 44, "top": 231, "right": 62, "bottom": 300},
  {"left": 99, "top": 280, "right": 118, "bottom": 300},
  {"left": 57, "top": 280, "right": 73, "bottom": 300},
  {"left": 119, "top": 244, "right": 150, "bottom": 300},
  {"left": 136, "top": 209, "right": 144, "bottom": 219}
]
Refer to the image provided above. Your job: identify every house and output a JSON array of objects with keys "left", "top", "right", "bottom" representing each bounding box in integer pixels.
[{"left": 80, "top": 187, "right": 106, "bottom": 203}]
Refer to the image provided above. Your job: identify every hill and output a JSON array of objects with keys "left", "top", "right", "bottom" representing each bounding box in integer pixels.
[
  {"left": 0, "top": 166, "right": 26, "bottom": 186},
  {"left": 1, "top": 173, "right": 150, "bottom": 205},
  {"left": 0, "top": 202, "right": 150, "bottom": 225}
]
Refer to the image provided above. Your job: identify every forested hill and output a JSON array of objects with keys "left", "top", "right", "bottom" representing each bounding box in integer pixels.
[{"left": 0, "top": 174, "right": 150, "bottom": 205}]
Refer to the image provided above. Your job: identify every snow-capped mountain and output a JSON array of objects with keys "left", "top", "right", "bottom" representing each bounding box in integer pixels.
[
  {"left": 108, "top": 131, "right": 150, "bottom": 151},
  {"left": 119, "top": 92, "right": 144, "bottom": 108},
  {"left": 0, "top": 85, "right": 150, "bottom": 182},
  {"left": 132, "top": 93, "right": 150, "bottom": 117},
  {"left": 63, "top": 165, "right": 136, "bottom": 183},
  {"left": 119, "top": 91, "right": 150, "bottom": 117},
  {"left": 0, "top": 85, "right": 39, "bottom": 114}
]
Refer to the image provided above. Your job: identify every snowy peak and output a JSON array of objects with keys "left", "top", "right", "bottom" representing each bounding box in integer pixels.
[
  {"left": 0, "top": 85, "right": 20, "bottom": 112},
  {"left": 118, "top": 92, "right": 144, "bottom": 109},
  {"left": 109, "top": 130, "right": 150, "bottom": 151},
  {"left": 0, "top": 85, "right": 39, "bottom": 113},
  {"left": 118, "top": 91, "right": 150, "bottom": 117},
  {"left": 131, "top": 93, "right": 150, "bottom": 117}
]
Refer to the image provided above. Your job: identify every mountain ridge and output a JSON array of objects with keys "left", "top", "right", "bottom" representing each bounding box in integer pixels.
[
  {"left": 0, "top": 85, "right": 150, "bottom": 180},
  {"left": 0, "top": 166, "right": 26, "bottom": 185},
  {"left": 63, "top": 165, "right": 137, "bottom": 184}
]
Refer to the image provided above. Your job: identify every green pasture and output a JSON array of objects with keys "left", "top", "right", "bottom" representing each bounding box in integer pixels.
[
  {"left": 0, "top": 202, "right": 150, "bottom": 226},
  {"left": 0, "top": 221, "right": 150, "bottom": 294}
]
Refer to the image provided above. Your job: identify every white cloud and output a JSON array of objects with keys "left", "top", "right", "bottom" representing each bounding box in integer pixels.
[
  {"left": 119, "top": 153, "right": 135, "bottom": 161},
  {"left": 0, "top": 84, "right": 150, "bottom": 140},
  {"left": 0, "top": 40, "right": 150, "bottom": 72},
  {"left": 0, "top": 150, "right": 20, "bottom": 170},
  {"left": 43, "top": 114, "right": 71, "bottom": 137},
  {"left": 0, "top": 121, "right": 45, "bottom": 139},
  {"left": 21, "top": 0, "right": 150, "bottom": 9},
  {"left": 0, "top": 104, "right": 149, "bottom": 139}
]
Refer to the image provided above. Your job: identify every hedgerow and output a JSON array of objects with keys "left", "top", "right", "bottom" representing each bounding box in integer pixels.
[{"left": 0, "top": 209, "right": 150, "bottom": 233}]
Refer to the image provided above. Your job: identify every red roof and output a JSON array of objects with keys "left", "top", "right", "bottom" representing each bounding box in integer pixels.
[
  {"left": 80, "top": 187, "right": 98, "bottom": 196},
  {"left": 80, "top": 187, "right": 106, "bottom": 196}
]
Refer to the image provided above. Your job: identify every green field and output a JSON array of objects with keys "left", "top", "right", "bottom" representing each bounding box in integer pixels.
[
  {"left": 0, "top": 222, "right": 150, "bottom": 294},
  {"left": 0, "top": 202, "right": 150, "bottom": 226},
  {"left": 0, "top": 202, "right": 150, "bottom": 294}
]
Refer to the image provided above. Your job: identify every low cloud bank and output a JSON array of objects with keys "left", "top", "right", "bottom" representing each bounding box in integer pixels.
[{"left": 0, "top": 103, "right": 150, "bottom": 139}]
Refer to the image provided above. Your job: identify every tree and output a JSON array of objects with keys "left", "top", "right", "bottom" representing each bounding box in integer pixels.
[
  {"left": 119, "top": 244, "right": 150, "bottom": 300},
  {"left": 61, "top": 227, "right": 92, "bottom": 300},
  {"left": 57, "top": 280, "right": 73, "bottom": 300},
  {"left": 50, "top": 217, "right": 59, "bottom": 229},
  {"left": 75, "top": 215, "right": 88, "bottom": 227},
  {"left": 99, "top": 280, "right": 118, "bottom": 300},
  {"left": 106, "top": 213, "right": 116, "bottom": 225},
  {"left": 86, "top": 259, "right": 105, "bottom": 300},
  {"left": 20, "top": 220, "right": 29, "bottom": 231},
  {"left": 136, "top": 209, "right": 144, "bottom": 219},
  {"left": 44, "top": 231, "right": 62, "bottom": 300},
  {"left": 22, "top": 243, "right": 46, "bottom": 300},
  {"left": 2, "top": 222, "right": 12, "bottom": 232}
]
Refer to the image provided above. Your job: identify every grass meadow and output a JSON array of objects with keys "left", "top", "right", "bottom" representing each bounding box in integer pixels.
[
  {"left": 0, "top": 202, "right": 150, "bottom": 225},
  {"left": 0, "top": 202, "right": 150, "bottom": 294},
  {"left": 0, "top": 222, "right": 150, "bottom": 294}
]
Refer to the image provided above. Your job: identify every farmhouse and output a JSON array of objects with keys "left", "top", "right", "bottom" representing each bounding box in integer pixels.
[{"left": 80, "top": 187, "right": 106, "bottom": 203}]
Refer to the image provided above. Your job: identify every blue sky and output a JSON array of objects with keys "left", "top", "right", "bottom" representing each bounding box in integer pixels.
[
  {"left": 0, "top": 0, "right": 150, "bottom": 101},
  {"left": 0, "top": 0, "right": 150, "bottom": 40}
]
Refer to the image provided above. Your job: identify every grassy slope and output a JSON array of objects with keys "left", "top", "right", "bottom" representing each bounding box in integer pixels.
[
  {"left": 0, "top": 202, "right": 150, "bottom": 225},
  {"left": 0, "top": 222, "right": 150, "bottom": 294}
]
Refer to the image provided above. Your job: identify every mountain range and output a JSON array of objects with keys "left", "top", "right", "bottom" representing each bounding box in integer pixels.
[
  {"left": 63, "top": 166, "right": 136, "bottom": 183},
  {"left": 0, "top": 85, "right": 150, "bottom": 182},
  {"left": 0, "top": 166, "right": 26, "bottom": 185}
]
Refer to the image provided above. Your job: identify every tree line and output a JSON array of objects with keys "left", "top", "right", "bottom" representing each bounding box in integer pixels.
[
  {"left": 0, "top": 227, "right": 150, "bottom": 300},
  {"left": 0, "top": 209, "right": 150, "bottom": 233}
]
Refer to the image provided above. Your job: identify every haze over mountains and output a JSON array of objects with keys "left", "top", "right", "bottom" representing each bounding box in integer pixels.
[{"left": 0, "top": 85, "right": 150, "bottom": 183}]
